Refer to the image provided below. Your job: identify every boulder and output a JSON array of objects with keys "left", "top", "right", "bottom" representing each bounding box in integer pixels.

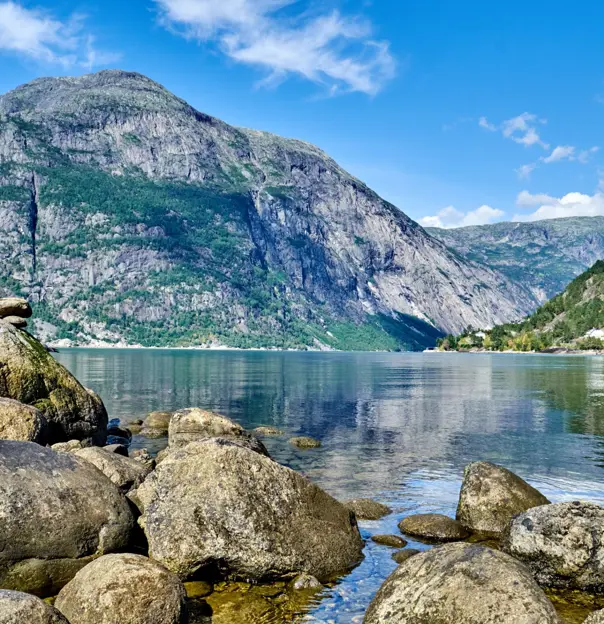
[
  {"left": 344, "top": 499, "right": 391, "bottom": 520},
  {"left": 291, "top": 573, "right": 322, "bottom": 591},
  {"left": 74, "top": 446, "right": 153, "bottom": 493},
  {"left": 131, "top": 448, "right": 156, "bottom": 470},
  {"left": 136, "top": 438, "right": 364, "bottom": 582},
  {"left": 0, "top": 398, "right": 48, "bottom": 444},
  {"left": 141, "top": 411, "right": 172, "bottom": 437},
  {"left": 398, "top": 513, "right": 469, "bottom": 542},
  {"left": 3, "top": 316, "right": 27, "bottom": 329},
  {"left": 392, "top": 548, "right": 421, "bottom": 565},
  {"left": 371, "top": 535, "right": 408, "bottom": 548},
  {"left": 0, "top": 441, "right": 134, "bottom": 596},
  {"left": 364, "top": 543, "right": 560, "bottom": 624},
  {"left": 585, "top": 611, "right": 604, "bottom": 623},
  {"left": 51, "top": 439, "right": 83, "bottom": 453},
  {"left": 501, "top": 501, "right": 604, "bottom": 592},
  {"left": 55, "top": 554, "right": 187, "bottom": 624},
  {"left": 0, "top": 322, "right": 107, "bottom": 445},
  {"left": 104, "top": 443, "right": 129, "bottom": 456},
  {"left": 289, "top": 436, "right": 321, "bottom": 449},
  {"left": 106, "top": 421, "right": 132, "bottom": 446},
  {"left": 0, "top": 589, "right": 69, "bottom": 623},
  {"left": 456, "top": 461, "right": 550, "bottom": 537},
  {"left": 0, "top": 297, "right": 32, "bottom": 319},
  {"left": 168, "top": 407, "right": 268, "bottom": 456}
]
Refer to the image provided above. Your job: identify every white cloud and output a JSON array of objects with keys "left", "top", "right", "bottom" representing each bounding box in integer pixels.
[
  {"left": 516, "top": 162, "right": 538, "bottom": 179},
  {"left": 154, "top": 0, "right": 395, "bottom": 95},
  {"left": 0, "top": 1, "right": 118, "bottom": 67},
  {"left": 501, "top": 112, "right": 549, "bottom": 149},
  {"left": 542, "top": 145, "right": 575, "bottom": 163},
  {"left": 419, "top": 204, "right": 505, "bottom": 229},
  {"left": 478, "top": 116, "right": 497, "bottom": 131},
  {"left": 512, "top": 189, "right": 604, "bottom": 222},
  {"left": 578, "top": 146, "right": 600, "bottom": 164}
]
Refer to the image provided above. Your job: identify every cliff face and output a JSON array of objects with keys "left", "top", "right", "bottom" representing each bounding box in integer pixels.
[
  {"left": 428, "top": 217, "right": 604, "bottom": 306},
  {"left": 0, "top": 70, "right": 531, "bottom": 349}
]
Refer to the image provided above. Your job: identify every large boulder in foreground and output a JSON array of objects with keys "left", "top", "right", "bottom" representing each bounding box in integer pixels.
[
  {"left": 0, "top": 441, "right": 134, "bottom": 596},
  {"left": 55, "top": 554, "right": 187, "bottom": 624},
  {"left": 0, "top": 589, "right": 69, "bottom": 623},
  {"left": 456, "top": 461, "right": 550, "bottom": 537},
  {"left": 364, "top": 543, "right": 560, "bottom": 624},
  {"left": 136, "top": 438, "right": 363, "bottom": 582},
  {"left": 168, "top": 407, "right": 268, "bottom": 456},
  {"left": 0, "top": 398, "right": 48, "bottom": 444},
  {"left": 501, "top": 501, "right": 604, "bottom": 592},
  {"left": 0, "top": 321, "right": 107, "bottom": 444}
]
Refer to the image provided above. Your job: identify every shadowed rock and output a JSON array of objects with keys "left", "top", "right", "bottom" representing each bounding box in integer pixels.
[
  {"left": 0, "top": 298, "right": 32, "bottom": 319},
  {"left": 344, "top": 499, "right": 391, "bottom": 520},
  {"left": 0, "top": 589, "right": 69, "bottom": 623},
  {"left": 371, "top": 535, "right": 407, "bottom": 548},
  {"left": 3, "top": 316, "right": 27, "bottom": 329},
  {"left": 391, "top": 548, "right": 421, "bottom": 565}
]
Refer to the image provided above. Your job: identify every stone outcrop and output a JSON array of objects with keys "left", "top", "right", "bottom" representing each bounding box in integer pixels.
[
  {"left": 364, "top": 543, "right": 560, "bottom": 624},
  {"left": 456, "top": 461, "right": 550, "bottom": 537},
  {"left": 0, "top": 398, "right": 47, "bottom": 444},
  {"left": 501, "top": 501, "right": 604, "bottom": 592},
  {"left": 0, "top": 441, "right": 134, "bottom": 596},
  {"left": 0, "top": 590, "right": 69, "bottom": 623},
  {"left": 135, "top": 438, "right": 363, "bottom": 582},
  {"left": 0, "top": 322, "right": 107, "bottom": 444},
  {"left": 55, "top": 554, "right": 188, "bottom": 624}
]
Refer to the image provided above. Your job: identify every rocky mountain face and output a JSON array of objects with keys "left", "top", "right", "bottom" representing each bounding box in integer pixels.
[
  {"left": 428, "top": 217, "right": 604, "bottom": 306},
  {"left": 0, "top": 70, "right": 532, "bottom": 349}
]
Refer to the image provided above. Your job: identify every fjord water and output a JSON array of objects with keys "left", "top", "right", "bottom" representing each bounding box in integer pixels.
[{"left": 57, "top": 350, "right": 604, "bottom": 623}]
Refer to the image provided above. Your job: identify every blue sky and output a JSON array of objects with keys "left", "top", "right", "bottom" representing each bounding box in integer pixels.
[{"left": 1, "top": 0, "right": 604, "bottom": 228}]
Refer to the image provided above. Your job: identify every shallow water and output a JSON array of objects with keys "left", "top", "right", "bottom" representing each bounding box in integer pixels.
[{"left": 57, "top": 350, "right": 604, "bottom": 622}]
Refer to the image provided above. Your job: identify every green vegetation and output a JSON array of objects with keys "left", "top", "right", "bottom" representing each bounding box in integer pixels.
[{"left": 438, "top": 260, "right": 604, "bottom": 352}]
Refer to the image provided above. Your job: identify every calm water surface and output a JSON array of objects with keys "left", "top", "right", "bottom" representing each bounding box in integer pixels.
[{"left": 57, "top": 350, "right": 604, "bottom": 622}]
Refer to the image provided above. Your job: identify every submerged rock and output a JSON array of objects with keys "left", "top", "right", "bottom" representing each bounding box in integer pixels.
[
  {"left": 55, "top": 554, "right": 187, "bottom": 624},
  {"left": 457, "top": 461, "right": 550, "bottom": 537},
  {"left": 502, "top": 501, "right": 604, "bottom": 592},
  {"left": 0, "top": 298, "right": 32, "bottom": 319},
  {"left": 364, "top": 543, "right": 560, "bottom": 624},
  {"left": 0, "top": 398, "right": 48, "bottom": 444},
  {"left": 391, "top": 548, "right": 421, "bottom": 565},
  {"left": 398, "top": 513, "right": 469, "bottom": 542},
  {"left": 0, "top": 322, "right": 107, "bottom": 445},
  {"left": 253, "top": 426, "right": 284, "bottom": 436},
  {"left": 74, "top": 446, "right": 153, "bottom": 493},
  {"left": 136, "top": 438, "right": 363, "bottom": 582},
  {"left": 0, "top": 589, "right": 69, "bottom": 623},
  {"left": 344, "top": 499, "right": 392, "bottom": 520},
  {"left": 371, "top": 535, "right": 408, "bottom": 548},
  {"left": 291, "top": 573, "right": 322, "bottom": 591},
  {"left": 289, "top": 436, "right": 321, "bottom": 449},
  {"left": 0, "top": 441, "right": 134, "bottom": 596}
]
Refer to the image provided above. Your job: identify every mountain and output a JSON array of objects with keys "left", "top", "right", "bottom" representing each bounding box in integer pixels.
[
  {"left": 428, "top": 217, "right": 604, "bottom": 306},
  {"left": 440, "top": 260, "right": 604, "bottom": 352},
  {"left": 0, "top": 70, "right": 531, "bottom": 350}
]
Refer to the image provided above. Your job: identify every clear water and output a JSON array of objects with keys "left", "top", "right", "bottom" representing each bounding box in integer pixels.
[{"left": 57, "top": 350, "right": 604, "bottom": 622}]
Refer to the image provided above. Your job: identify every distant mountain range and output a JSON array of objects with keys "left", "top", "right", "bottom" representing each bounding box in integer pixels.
[{"left": 0, "top": 70, "right": 533, "bottom": 350}]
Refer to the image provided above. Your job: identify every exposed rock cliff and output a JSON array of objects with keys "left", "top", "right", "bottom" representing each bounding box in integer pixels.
[{"left": 0, "top": 70, "right": 531, "bottom": 349}]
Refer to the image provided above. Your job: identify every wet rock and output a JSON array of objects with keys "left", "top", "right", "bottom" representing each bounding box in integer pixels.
[
  {"left": 0, "top": 398, "right": 48, "bottom": 444},
  {"left": 0, "top": 322, "right": 107, "bottom": 445},
  {"left": 168, "top": 407, "right": 267, "bottom": 455},
  {"left": 392, "top": 548, "right": 421, "bottom": 565},
  {"left": 55, "top": 554, "right": 187, "bottom": 624},
  {"left": 457, "top": 461, "right": 550, "bottom": 537},
  {"left": 291, "top": 573, "right": 322, "bottom": 590},
  {"left": 371, "top": 535, "right": 408, "bottom": 548},
  {"left": 0, "top": 441, "right": 134, "bottom": 596},
  {"left": 585, "top": 610, "right": 604, "bottom": 623},
  {"left": 501, "top": 501, "right": 604, "bottom": 592},
  {"left": 398, "top": 513, "right": 470, "bottom": 542},
  {"left": 104, "top": 443, "right": 129, "bottom": 456},
  {"left": 3, "top": 316, "right": 27, "bottom": 329},
  {"left": 136, "top": 438, "right": 363, "bottom": 582},
  {"left": 141, "top": 411, "right": 172, "bottom": 438},
  {"left": 106, "top": 421, "right": 132, "bottom": 446},
  {"left": 344, "top": 499, "right": 392, "bottom": 520},
  {"left": 51, "top": 439, "right": 83, "bottom": 453},
  {"left": 364, "top": 543, "right": 560, "bottom": 624},
  {"left": 75, "top": 446, "right": 153, "bottom": 493},
  {"left": 0, "top": 589, "right": 69, "bottom": 623},
  {"left": 253, "top": 426, "right": 284, "bottom": 436},
  {"left": 0, "top": 298, "right": 32, "bottom": 319},
  {"left": 289, "top": 436, "right": 321, "bottom": 449},
  {"left": 184, "top": 581, "right": 213, "bottom": 599}
]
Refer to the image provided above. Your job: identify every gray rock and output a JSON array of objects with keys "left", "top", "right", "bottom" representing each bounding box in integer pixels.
[
  {"left": 371, "top": 535, "right": 408, "bottom": 548},
  {"left": 585, "top": 610, "right": 604, "bottom": 623},
  {"left": 51, "top": 439, "right": 83, "bottom": 453},
  {"left": 344, "top": 499, "right": 392, "bottom": 520},
  {"left": 3, "top": 316, "right": 27, "bottom": 329},
  {"left": 130, "top": 448, "right": 156, "bottom": 470},
  {"left": 168, "top": 407, "right": 268, "bottom": 456},
  {"left": 0, "top": 298, "right": 32, "bottom": 319},
  {"left": 0, "top": 322, "right": 107, "bottom": 445},
  {"left": 0, "top": 589, "right": 69, "bottom": 623},
  {"left": 398, "top": 513, "right": 470, "bottom": 542},
  {"left": 136, "top": 438, "right": 363, "bottom": 582},
  {"left": 291, "top": 573, "right": 322, "bottom": 591},
  {"left": 289, "top": 436, "right": 321, "bottom": 449},
  {"left": 141, "top": 411, "right": 172, "bottom": 438},
  {"left": 104, "top": 443, "right": 129, "bottom": 456},
  {"left": 364, "top": 543, "right": 560, "bottom": 624},
  {"left": 0, "top": 441, "right": 134, "bottom": 596},
  {"left": 0, "top": 398, "right": 48, "bottom": 444},
  {"left": 55, "top": 554, "right": 187, "bottom": 624},
  {"left": 501, "top": 501, "right": 604, "bottom": 592},
  {"left": 391, "top": 548, "right": 421, "bottom": 565},
  {"left": 74, "top": 446, "right": 153, "bottom": 493},
  {"left": 457, "top": 461, "right": 550, "bottom": 537},
  {"left": 253, "top": 426, "right": 284, "bottom": 436}
]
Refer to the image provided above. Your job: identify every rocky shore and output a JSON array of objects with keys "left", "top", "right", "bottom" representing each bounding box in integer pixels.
[{"left": 1, "top": 298, "right": 603, "bottom": 623}]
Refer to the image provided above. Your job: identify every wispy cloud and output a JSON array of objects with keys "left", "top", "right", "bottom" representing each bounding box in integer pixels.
[
  {"left": 515, "top": 163, "right": 538, "bottom": 180},
  {"left": 0, "top": 1, "right": 118, "bottom": 68},
  {"left": 154, "top": 0, "right": 395, "bottom": 95},
  {"left": 512, "top": 189, "right": 604, "bottom": 222},
  {"left": 419, "top": 204, "right": 504, "bottom": 229}
]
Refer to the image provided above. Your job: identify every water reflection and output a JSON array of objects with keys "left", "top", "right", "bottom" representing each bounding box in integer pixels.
[{"left": 57, "top": 350, "right": 604, "bottom": 622}]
